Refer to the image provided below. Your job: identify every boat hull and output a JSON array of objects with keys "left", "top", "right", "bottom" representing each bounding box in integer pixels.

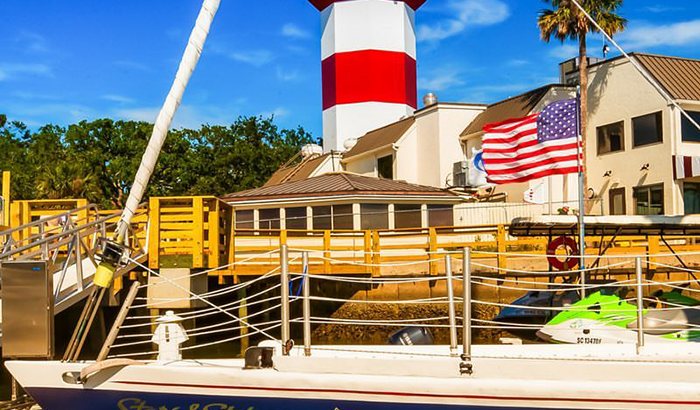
[
  {"left": 9, "top": 345, "right": 700, "bottom": 410},
  {"left": 26, "top": 387, "right": 558, "bottom": 410}
]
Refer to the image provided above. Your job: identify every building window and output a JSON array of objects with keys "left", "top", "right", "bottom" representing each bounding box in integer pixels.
[
  {"left": 377, "top": 155, "right": 393, "bottom": 180},
  {"left": 235, "top": 210, "right": 254, "bottom": 229},
  {"left": 608, "top": 187, "right": 626, "bottom": 215},
  {"left": 360, "top": 204, "right": 388, "bottom": 230},
  {"left": 632, "top": 112, "right": 662, "bottom": 147},
  {"left": 428, "top": 204, "right": 453, "bottom": 227},
  {"left": 333, "top": 204, "right": 354, "bottom": 230},
  {"left": 682, "top": 111, "right": 700, "bottom": 142},
  {"left": 633, "top": 184, "right": 664, "bottom": 215},
  {"left": 285, "top": 207, "right": 307, "bottom": 230},
  {"left": 395, "top": 204, "right": 422, "bottom": 229},
  {"left": 258, "top": 208, "right": 280, "bottom": 231},
  {"left": 312, "top": 206, "right": 331, "bottom": 230},
  {"left": 597, "top": 121, "right": 624, "bottom": 155},
  {"left": 684, "top": 183, "right": 700, "bottom": 214}
]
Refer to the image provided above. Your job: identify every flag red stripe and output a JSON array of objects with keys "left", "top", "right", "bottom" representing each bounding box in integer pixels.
[
  {"left": 482, "top": 109, "right": 579, "bottom": 184},
  {"left": 483, "top": 115, "right": 538, "bottom": 133},
  {"left": 685, "top": 156, "right": 693, "bottom": 178},
  {"left": 485, "top": 154, "right": 581, "bottom": 175},
  {"left": 487, "top": 167, "right": 580, "bottom": 184},
  {"left": 483, "top": 128, "right": 538, "bottom": 145},
  {"left": 484, "top": 142, "right": 581, "bottom": 164}
]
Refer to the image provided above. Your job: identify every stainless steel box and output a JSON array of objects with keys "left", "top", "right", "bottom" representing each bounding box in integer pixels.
[{"left": 1, "top": 260, "right": 54, "bottom": 358}]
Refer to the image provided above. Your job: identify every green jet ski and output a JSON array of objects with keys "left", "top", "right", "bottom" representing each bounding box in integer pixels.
[{"left": 536, "top": 287, "right": 700, "bottom": 344}]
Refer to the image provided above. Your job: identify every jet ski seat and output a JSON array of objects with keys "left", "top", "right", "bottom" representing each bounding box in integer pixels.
[{"left": 627, "top": 308, "right": 700, "bottom": 335}]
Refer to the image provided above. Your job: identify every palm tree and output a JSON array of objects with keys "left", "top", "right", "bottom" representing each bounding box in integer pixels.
[{"left": 538, "top": 0, "right": 626, "bottom": 198}]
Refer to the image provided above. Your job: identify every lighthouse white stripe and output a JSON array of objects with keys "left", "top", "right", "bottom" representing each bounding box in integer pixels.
[{"left": 321, "top": 0, "right": 416, "bottom": 60}]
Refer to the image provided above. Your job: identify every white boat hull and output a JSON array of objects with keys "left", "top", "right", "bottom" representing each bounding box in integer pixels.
[{"left": 7, "top": 344, "right": 700, "bottom": 410}]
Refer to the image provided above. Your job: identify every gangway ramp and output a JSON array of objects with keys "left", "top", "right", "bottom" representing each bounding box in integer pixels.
[{"left": 0, "top": 204, "right": 148, "bottom": 339}]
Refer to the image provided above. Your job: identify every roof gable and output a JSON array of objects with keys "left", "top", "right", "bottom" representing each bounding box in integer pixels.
[
  {"left": 634, "top": 54, "right": 700, "bottom": 101},
  {"left": 222, "top": 172, "right": 456, "bottom": 202},
  {"left": 343, "top": 117, "right": 415, "bottom": 160}
]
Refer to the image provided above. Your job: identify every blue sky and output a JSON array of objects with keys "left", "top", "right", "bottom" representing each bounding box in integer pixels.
[{"left": 1, "top": 0, "right": 699, "bottom": 138}]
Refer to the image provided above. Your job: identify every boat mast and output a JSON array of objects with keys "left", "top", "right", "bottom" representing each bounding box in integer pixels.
[{"left": 114, "top": 0, "right": 221, "bottom": 243}]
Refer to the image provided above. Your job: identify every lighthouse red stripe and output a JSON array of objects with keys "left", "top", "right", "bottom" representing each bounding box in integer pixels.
[
  {"left": 322, "top": 50, "right": 417, "bottom": 110},
  {"left": 309, "top": 0, "right": 426, "bottom": 11}
]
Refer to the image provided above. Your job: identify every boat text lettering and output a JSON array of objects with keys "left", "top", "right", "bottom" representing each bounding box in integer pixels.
[{"left": 117, "top": 398, "right": 254, "bottom": 410}]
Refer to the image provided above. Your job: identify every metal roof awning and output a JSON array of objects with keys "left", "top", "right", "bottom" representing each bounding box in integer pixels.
[{"left": 509, "top": 215, "right": 700, "bottom": 237}]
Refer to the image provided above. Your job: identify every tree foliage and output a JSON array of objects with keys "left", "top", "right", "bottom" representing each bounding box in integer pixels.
[{"left": 0, "top": 116, "right": 316, "bottom": 209}]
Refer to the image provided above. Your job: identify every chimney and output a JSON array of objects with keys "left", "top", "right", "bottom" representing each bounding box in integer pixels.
[{"left": 309, "top": 0, "right": 426, "bottom": 152}]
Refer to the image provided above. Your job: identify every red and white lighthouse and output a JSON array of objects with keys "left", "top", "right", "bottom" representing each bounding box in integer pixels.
[{"left": 309, "top": 0, "right": 426, "bottom": 152}]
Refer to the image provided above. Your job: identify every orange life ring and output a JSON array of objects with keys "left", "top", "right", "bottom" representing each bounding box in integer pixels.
[{"left": 547, "top": 236, "right": 580, "bottom": 271}]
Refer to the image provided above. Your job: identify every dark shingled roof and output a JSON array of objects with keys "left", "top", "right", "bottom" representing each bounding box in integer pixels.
[
  {"left": 221, "top": 172, "right": 457, "bottom": 202},
  {"left": 634, "top": 53, "right": 700, "bottom": 101},
  {"left": 343, "top": 117, "right": 415, "bottom": 160},
  {"left": 460, "top": 84, "right": 572, "bottom": 137},
  {"left": 264, "top": 153, "right": 330, "bottom": 187}
]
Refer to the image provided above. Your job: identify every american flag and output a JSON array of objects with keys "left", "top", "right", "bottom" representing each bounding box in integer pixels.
[{"left": 482, "top": 98, "right": 581, "bottom": 184}]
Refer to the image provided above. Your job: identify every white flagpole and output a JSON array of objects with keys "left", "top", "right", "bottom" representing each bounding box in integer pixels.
[{"left": 576, "top": 86, "right": 586, "bottom": 297}]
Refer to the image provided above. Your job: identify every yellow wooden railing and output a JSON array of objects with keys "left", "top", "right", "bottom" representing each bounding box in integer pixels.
[{"left": 6, "top": 194, "right": 700, "bottom": 280}]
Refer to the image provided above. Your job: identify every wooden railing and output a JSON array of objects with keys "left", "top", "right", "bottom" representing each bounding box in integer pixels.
[{"left": 6, "top": 195, "right": 700, "bottom": 281}]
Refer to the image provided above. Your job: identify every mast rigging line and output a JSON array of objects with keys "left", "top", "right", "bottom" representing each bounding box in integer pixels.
[
  {"left": 115, "top": 0, "right": 221, "bottom": 241},
  {"left": 569, "top": 0, "right": 700, "bottom": 133}
]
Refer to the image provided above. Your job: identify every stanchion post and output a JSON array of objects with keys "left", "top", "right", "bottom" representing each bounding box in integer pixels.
[
  {"left": 280, "top": 245, "right": 290, "bottom": 354},
  {"left": 635, "top": 256, "right": 644, "bottom": 353},
  {"left": 303, "top": 252, "right": 311, "bottom": 357},
  {"left": 462, "top": 247, "right": 472, "bottom": 361},
  {"left": 445, "top": 255, "right": 458, "bottom": 357}
]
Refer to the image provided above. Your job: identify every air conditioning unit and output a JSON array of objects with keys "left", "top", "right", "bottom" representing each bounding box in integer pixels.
[{"left": 453, "top": 161, "right": 468, "bottom": 187}]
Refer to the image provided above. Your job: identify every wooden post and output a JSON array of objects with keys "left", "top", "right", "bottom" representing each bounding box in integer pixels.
[
  {"left": 209, "top": 199, "right": 221, "bottom": 269},
  {"left": 148, "top": 198, "right": 161, "bottom": 269},
  {"left": 193, "top": 197, "right": 205, "bottom": 268},
  {"left": 429, "top": 227, "right": 438, "bottom": 276},
  {"left": 647, "top": 236, "right": 660, "bottom": 273},
  {"left": 238, "top": 287, "right": 249, "bottom": 353},
  {"left": 228, "top": 208, "right": 237, "bottom": 282},
  {"left": 2, "top": 171, "right": 9, "bottom": 227},
  {"left": 372, "top": 231, "right": 381, "bottom": 277},
  {"left": 323, "top": 230, "right": 331, "bottom": 274},
  {"left": 497, "top": 225, "right": 507, "bottom": 273},
  {"left": 363, "top": 231, "right": 372, "bottom": 274}
]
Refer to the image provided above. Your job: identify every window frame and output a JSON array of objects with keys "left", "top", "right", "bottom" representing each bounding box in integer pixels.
[
  {"left": 608, "top": 187, "right": 626, "bottom": 216},
  {"left": 681, "top": 111, "right": 700, "bottom": 143},
  {"left": 377, "top": 154, "right": 394, "bottom": 180},
  {"left": 632, "top": 111, "right": 663, "bottom": 148},
  {"left": 633, "top": 184, "right": 664, "bottom": 216},
  {"left": 596, "top": 120, "right": 625, "bottom": 156}
]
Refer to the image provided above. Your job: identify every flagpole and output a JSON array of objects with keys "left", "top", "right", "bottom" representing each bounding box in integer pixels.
[{"left": 576, "top": 86, "right": 586, "bottom": 297}]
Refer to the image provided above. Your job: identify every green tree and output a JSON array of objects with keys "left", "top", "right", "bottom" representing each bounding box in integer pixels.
[{"left": 538, "top": 0, "right": 626, "bottom": 193}]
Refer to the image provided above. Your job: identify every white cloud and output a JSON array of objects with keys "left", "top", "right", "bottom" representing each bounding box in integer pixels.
[
  {"left": 643, "top": 5, "right": 683, "bottom": 13},
  {"left": 417, "top": 0, "right": 509, "bottom": 42},
  {"left": 16, "top": 31, "right": 49, "bottom": 54},
  {"left": 276, "top": 67, "right": 300, "bottom": 82},
  {"left": 548, "top": 44, "right": 578, "bottom": 60},
  {"left": 1, "top": 101, "right": 95, "bottom": 126},
  {"left": 620, "top": 20, "right": 700, "bottom": 49},
  {"left": 211, "top": 44, "right": 274, "bottom": 67},
  {"left": 0, "top": 63, "right": 52, "bottom": 81},
  {"left": 101, "top": 94, "right": 135, "bottom": 104},
  {"left": 419, "top": 70, "right": 465, "bottom": 91},
  {"left": 281, "top": 23, "right": 310, "bottom": 39}
]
